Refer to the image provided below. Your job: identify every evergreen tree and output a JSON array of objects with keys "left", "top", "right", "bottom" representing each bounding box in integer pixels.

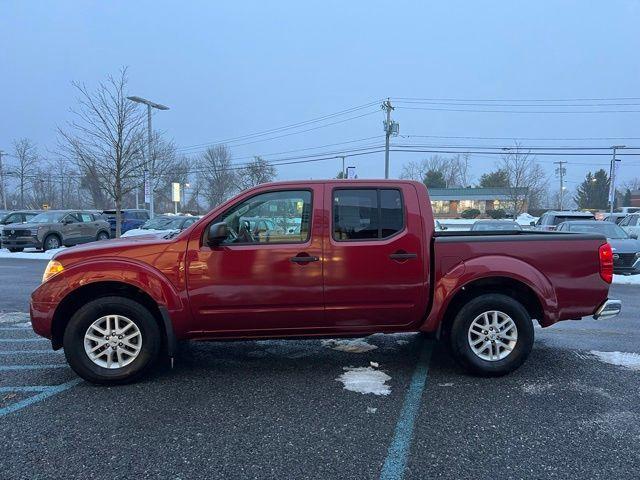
[
  {"left": 479, "top": 169, "right": 510, "bottom": 188},
  {"left": 423, "top": 169, "right": 446, "bottom": 188},
  {"left": 623, "top": 189, "right": 632, "bottom": 207},
  {"left": 574, "top": 169, "right": 610, "bottom": 209}
]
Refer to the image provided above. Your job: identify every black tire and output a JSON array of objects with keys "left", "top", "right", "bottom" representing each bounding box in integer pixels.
[
  {"left": 96, "top": 231, "right": 110, "bottom": 241},
  {"left": 449, "top": 293, "right": 534, "bottom": 377},
  {"left": 42, "top": 234, "right": 61, "bottom": 251},
  {"left": 63, "top": 296, "right": 161, "bottom": 385},
  {"left": 8, "top": 248, "right": 24, "bottom": 253}
]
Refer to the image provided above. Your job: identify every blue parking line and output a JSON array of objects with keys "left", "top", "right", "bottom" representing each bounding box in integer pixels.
[
  {"left": 0, "top": 378, "right": 82, "bottom": 417},
  {"left": 0, "top": 338, "right": 47, "bottom": 343},
  {"left": 0, "top": 364, "right": 67, "bottom": 371},
  {"left": 0, "top": 350, "right": 62, "bottom": 355},
  {"left": 379, "top": 340, "right": 434, "bottom": 480}
]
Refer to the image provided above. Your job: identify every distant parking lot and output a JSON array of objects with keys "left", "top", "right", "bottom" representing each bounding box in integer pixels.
[{"left": 1, "top": 258, "right": 639, "bottom": 479}]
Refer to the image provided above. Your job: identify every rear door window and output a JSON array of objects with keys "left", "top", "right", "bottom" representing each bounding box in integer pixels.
[
  {"left": 80, "top": 213, "right": 94, "bottom": 222},
  {"left": 333, "top": 188, "right": 404, "bottom": 241}
]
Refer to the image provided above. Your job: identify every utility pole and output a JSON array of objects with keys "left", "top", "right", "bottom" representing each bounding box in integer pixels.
[
  {"left": 339, "top": 156, "right": 346, "bottom": 178},
  {"left": 0, "top": 150, "right": 6, "bottom": 210},
  {"left": 127, "top": 96, "right": 169, "bottom": 219},
  {"left": 609, "top": 145, "right": 625, "bottom": 214},
  {"left": 553, "top": 160, "right": 567, "bottom": 210},
  {"left": 382, "top": 98, "right": 398, "bottom": 179}
]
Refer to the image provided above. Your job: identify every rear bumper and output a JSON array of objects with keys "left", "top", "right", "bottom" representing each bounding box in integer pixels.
[{"left": 593, "top": 298, "right": 622, "bottom": 320}]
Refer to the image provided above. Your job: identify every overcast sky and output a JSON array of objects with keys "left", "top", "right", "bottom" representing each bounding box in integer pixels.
[{"left": 1, "top": 0, "right": 639, "bottom": 192}]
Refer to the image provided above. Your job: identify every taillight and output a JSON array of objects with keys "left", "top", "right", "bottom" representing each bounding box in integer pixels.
[{"left": 599, "top": 243, "right": 613, "bottom": 283}]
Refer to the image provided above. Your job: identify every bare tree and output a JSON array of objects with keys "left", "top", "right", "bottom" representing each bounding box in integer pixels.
[
  {"left": 12, "top": 138, "right": 38, "bottom": 208},
  {"left": 57, "top": 67, "right": 145, "bottom": 236},
  {"left": 30, "top": 165, "right": 57, "bottom": 208},
  {"left": 199, "top": 145, "right": 237, "bottom": 209},
  {"left": 499, "top": 144, "right": 548, "bottom": 214},
  {"left": 621, "top": 177, "right": 640, "bottom": 192},
  {"left": 399, "top": 154, "right": 471, "bottom": 187},
  {"left": 235, "top": 156, "right": 276, "bottom": 191}
]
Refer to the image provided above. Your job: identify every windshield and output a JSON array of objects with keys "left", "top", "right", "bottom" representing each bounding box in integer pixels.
[
  {"left": 28, "top": 212, "right": 65, "bottom": 223},
  {"left": 565, "top": 222, "right": 628, "bottom": 239},
  {"left": 141, "top": 217, "right": 173, "bottom": 230}
]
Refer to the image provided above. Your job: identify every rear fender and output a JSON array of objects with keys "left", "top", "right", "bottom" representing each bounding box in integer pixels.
[{"left": 425, "top": 255, "right": 559, "bottom": 331}]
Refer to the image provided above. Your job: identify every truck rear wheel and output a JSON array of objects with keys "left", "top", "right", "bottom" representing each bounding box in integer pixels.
[
  {"left": 63, "top": 296, "right": 161, "bottom": 385},
  {"left": 449, "top": 293, "right": 534, "bottom": 376}
]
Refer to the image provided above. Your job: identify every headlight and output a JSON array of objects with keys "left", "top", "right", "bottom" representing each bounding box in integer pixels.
[{"left": 42, "top": 260, "right": 64, "bottom": 283}]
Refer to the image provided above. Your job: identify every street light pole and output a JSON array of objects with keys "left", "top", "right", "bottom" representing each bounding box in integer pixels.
[
  {"left": 0, "top": 150, "right": 7, "bottom": 210},
  {"left": 609, "top": 145, "right": 625, "bottom": 214},
  {"left": 127, "top": 96, "right": 169, "bottom": 219}
]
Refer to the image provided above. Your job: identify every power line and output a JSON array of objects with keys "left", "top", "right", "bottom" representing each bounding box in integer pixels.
[
  {"left": 176, "top": 100, "right": 382, "bottom": 152},
  {"left": 394, "top": 100, "right": 640, "bottom": 107},
  {"left": 392, "top": 96, "right": 640, "bottom": 102},
  {"left": 400, "top": 134, "right": 640, "bottom": 141},
  {"left": 395, "top": 106, "right": 640, "bottom": 114}
]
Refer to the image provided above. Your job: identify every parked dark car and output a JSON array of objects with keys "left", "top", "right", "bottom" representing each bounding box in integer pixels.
[
  {"left": 557, "top": 220, "right": 640, "bottom": 275},
  {"left": 102, "top": 209, "right": 150, "bottom": 236},
  {"left": 602, "top": 213, "right": 628, "bottom": 224},
  {"left": 534, "top": 210, "right": 595, "bottom": 231},
  {"left": 0, "top": 210, "right": 42, "bottom": 226},
  {"left": 1, "top": 210, "right": 110, "bottom": 252},
  {"left": 471, "top": 220, "right": 522, "bottom": 231}
]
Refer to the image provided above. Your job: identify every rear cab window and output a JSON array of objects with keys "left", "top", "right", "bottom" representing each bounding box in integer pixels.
[{"left": 333, "top": 188, "right": 404, "bottom": 241}]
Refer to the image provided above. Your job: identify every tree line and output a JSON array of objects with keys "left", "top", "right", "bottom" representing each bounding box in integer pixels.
[{"left": 1, "top": 68, "right": 275, "bottom": 236}]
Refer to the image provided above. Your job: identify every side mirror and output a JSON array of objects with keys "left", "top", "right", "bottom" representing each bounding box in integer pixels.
[
  {"left": 62, "top": 218, "right": 71, "bottom": 225},
  {"left": 207, "top": 222, "right": 229, "bottom": 247},
  {"left": 631, "top": 232, "right": 638, "bottom": 239},
  {"left": 530, "top": 221, "right": 536, "bottom": 226}
]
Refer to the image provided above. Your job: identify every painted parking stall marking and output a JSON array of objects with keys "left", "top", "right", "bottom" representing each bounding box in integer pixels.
[{"left": 0, "top": 311, "right": 81, "bottom": 417}]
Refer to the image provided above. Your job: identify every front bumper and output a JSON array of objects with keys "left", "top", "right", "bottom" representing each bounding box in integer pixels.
[
  {"left": 593, "top": 299, "right": 622, "bottom": 320},
  {"left": 1, "top": 235, "right": 41, "bottom": 249}
]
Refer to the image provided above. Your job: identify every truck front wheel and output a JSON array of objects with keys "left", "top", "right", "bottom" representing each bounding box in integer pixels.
[
  {"left": 63, "top": 296, "right": 161, "bottom": 385},
  {"left": 449, "top": 293, "right": 534, "bottom": 376}
]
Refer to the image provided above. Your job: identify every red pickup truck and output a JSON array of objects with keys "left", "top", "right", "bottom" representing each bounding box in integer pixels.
[{"left": 30, "top": 180, "right": 621, "bottom": 384}]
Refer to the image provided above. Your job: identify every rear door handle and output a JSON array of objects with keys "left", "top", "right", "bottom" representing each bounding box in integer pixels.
[
  {"left": 389, "top": 252, "right": 417, "bottom": 261},
  {"left": 290, "top": 255, "right": 319, "bottom": 264}
]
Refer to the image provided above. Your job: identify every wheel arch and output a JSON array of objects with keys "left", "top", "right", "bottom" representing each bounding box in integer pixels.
[
  {"left": 51, "top": 281, "right": 170, "bottom": 351},
  {"left": 437, "top": 276, "right": 546, "bottom": 338}
]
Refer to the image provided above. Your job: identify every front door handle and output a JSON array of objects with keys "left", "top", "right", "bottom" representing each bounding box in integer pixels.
[
  {"left": 389, "top": 252, "right": 417, "bottom": 261},
  {"left": 290, "top": 254, "right": 319, "bottom": 264}
]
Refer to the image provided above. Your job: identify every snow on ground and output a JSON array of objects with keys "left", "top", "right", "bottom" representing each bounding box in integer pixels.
[
  {"left": 590, "top": 351, "right": 640, "bottom": 371},
  {"left": 322, "top": 338, "right": 378, "bottom": 353},
  {"left": 336, "top": 366, "right": 391, "bottom": 395},
  {"left": 0, "top": 247, "right": 63, "bottom": 260},
  {"left": 0, "top": 312, "right": 31, "bottom": 324},
  {"left": 612, "top": 274, "right": 640, "bottom": 285}
]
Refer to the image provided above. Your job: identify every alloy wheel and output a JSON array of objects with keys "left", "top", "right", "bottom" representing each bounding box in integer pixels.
[{"left": 467, "top": 310, "right": 518, "bottom": 361}]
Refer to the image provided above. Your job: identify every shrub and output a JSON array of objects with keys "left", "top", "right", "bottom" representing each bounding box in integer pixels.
[
  {"left": 486, "top": 209, "right": 506, "bottom": 219},
  {"left": 460, "top": 208, "right": 481, "bottom": 219}
]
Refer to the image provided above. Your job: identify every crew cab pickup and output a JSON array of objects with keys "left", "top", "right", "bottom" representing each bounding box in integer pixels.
[{"left": 30, "top": 180, "right": 621, "bottom": 384}]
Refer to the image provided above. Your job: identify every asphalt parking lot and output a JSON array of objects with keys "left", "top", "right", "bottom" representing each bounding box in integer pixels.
[{"left": 1, "top": 258, "right": 639, "bottom": 479}]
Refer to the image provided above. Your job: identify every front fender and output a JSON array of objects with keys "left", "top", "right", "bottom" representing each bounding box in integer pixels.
[
  {"left": 31, "top": 257, "right": 189, "bottom": 338},
  {"left": 425, "top": 255, "right": 559, "bottom": 331}
]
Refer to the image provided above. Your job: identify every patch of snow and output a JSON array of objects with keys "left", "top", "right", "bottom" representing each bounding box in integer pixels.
[
  {"left": 438, "top": 382, "right": 454, "bottom": 387},
  {"left": 0, "top": 312, "right": 31, "bottom": 324},
  {"left": 366, "top": 407, "right": 378, "bottom": 414},
  {"left": 337, "top": 366, "right": 391, "bottom": 396},
  {"left": 0, "top": 247, "right": 63, "bottom": 260},
  {"left": 369, "top": 361, "right": 379, "bottom": 368},
  {"left": 322, "top": 338, "right": 378, "bottom": 353},
  {"left": 396, "top": 340, "right": 409, "bottom": 345},
  {"left": 521, "top": 382, "right": 555, "bottom": 394},
  {"left": 590, "top": 351, "right": 640, "bottom": 371},
  {"left": 612, "top": 274, "right": 640, "bottom": 285}
]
